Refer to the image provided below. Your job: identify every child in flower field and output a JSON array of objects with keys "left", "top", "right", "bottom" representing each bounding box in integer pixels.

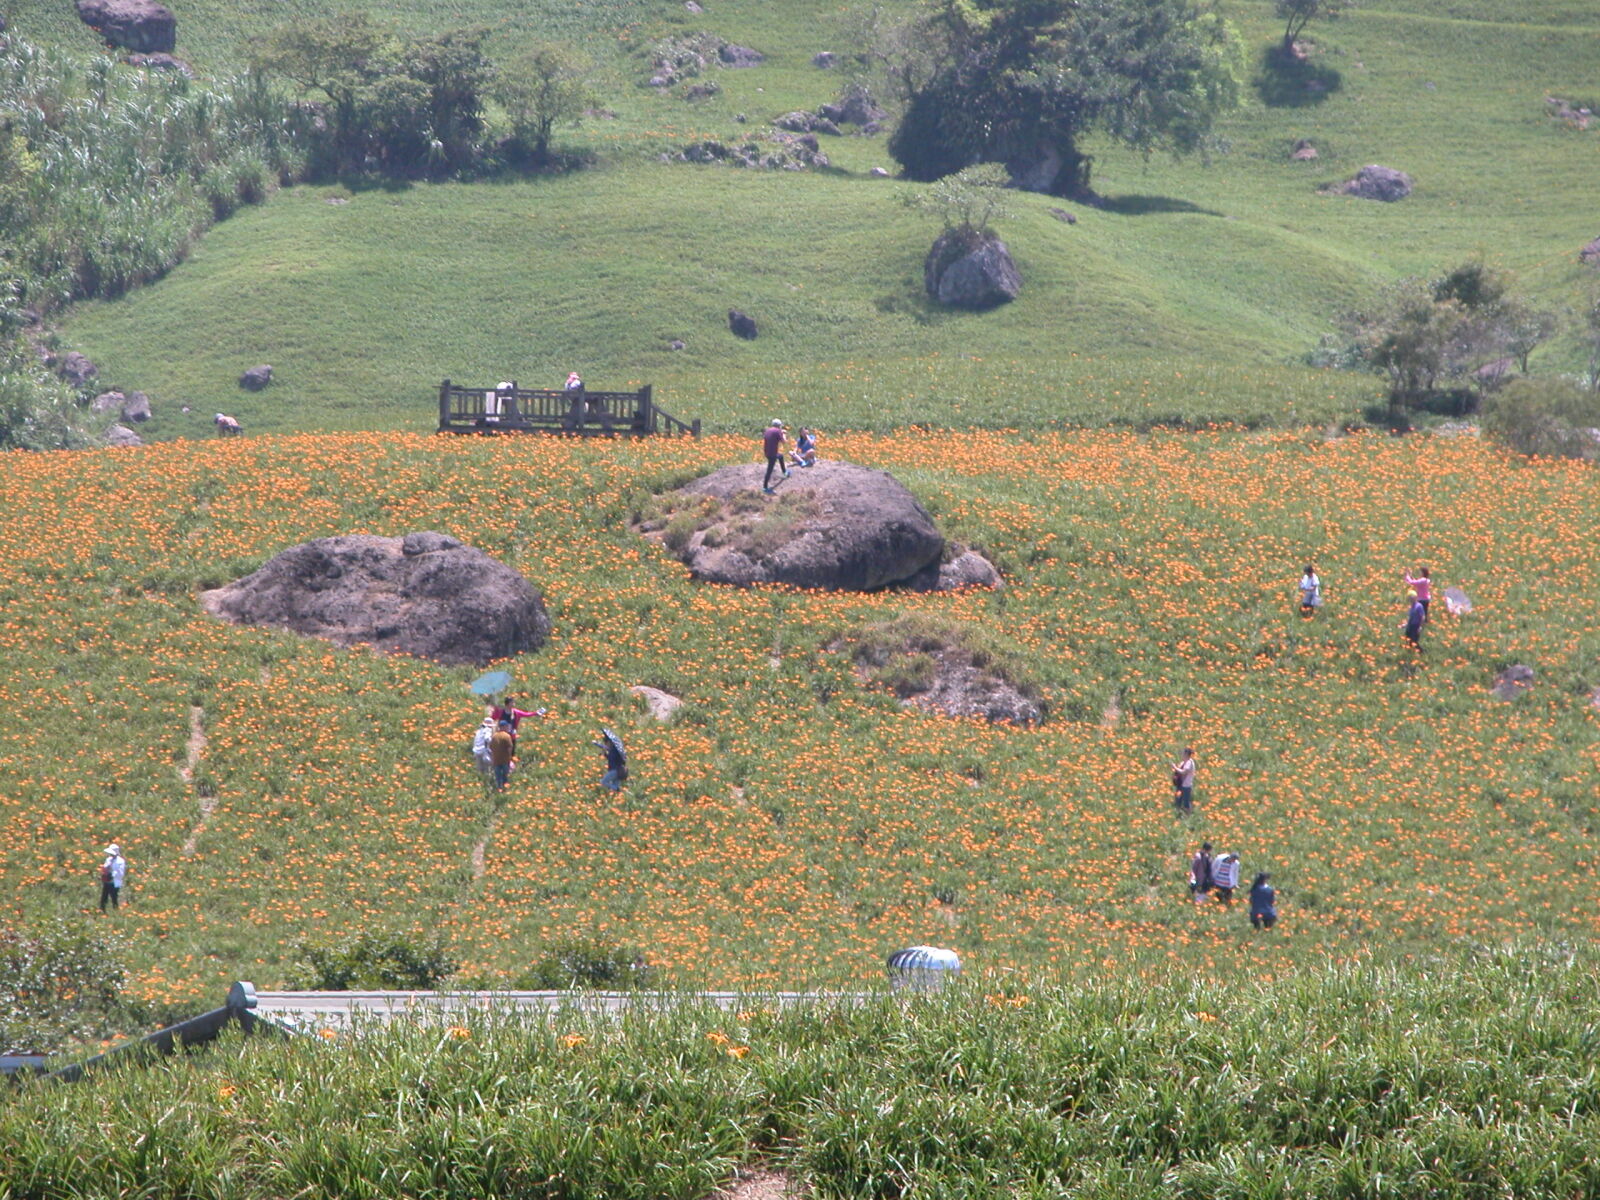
[
  {"left": 1189, "top": 842, "right": 1213, "bottom": 899},
  {"left": 1249, "top": 872, "right": 1277, "bottom": 929},
  {"left": 1404, "top": 567, "right": 1432, "bottom": 618},
  {"left": 1298, "top": 565, "right": 1322, "bottom": 615}
]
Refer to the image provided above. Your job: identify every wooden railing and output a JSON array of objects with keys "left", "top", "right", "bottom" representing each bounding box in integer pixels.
[{"left": 437, "top": 381, "right": 700, "bottom": 438}]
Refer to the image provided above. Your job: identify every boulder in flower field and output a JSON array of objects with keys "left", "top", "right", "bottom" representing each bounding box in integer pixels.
[{"left": 201, "top": 532, "right": 550, "bottom": 666}]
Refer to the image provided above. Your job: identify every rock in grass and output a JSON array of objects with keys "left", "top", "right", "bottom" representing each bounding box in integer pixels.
[
  {"left": 1580, "top": 236, "right": 1600, "bottom": 266},
  {"left": 924, "top": 229, "right": 1021, "bottom": 309},
  {"left": 57, "top": 351, "right": 98, "bottom": 387},
  {"left": 201, "top": 532, "right": 550, "bottom": 666},
  {"left": 718, "top": 43, "right": 764, "bottom": 67},
  {"left": 76, "top": 0, "right": 175, "bottom": 53},
  {"left": 1337, "top": 164, "right": 1412, "bottom": 202},
  {"left": 728, "top": 309, "right": 758, "bottom": 339},
  {"left": 104, "top": 424, "right": 143, "bottom": 447},
  {"left": 240, "top": 364, "right": 273, "bottom": 391},
  {"left": 639, "top": 461, "right": 944, "bottom": 591},
  {"left": 1490, "top": 664, "right": 1535, "bottom": 701},
  {"left": 849, "top": 614, "right": 1043, "bottom": 725},
  {"left": 630, "top": 685, "right": 683, "bottom": 721}
]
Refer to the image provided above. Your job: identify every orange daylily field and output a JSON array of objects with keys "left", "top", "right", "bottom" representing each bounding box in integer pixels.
[{"left": 2, "top": 428, "right": 1596, "bottom": 1008}]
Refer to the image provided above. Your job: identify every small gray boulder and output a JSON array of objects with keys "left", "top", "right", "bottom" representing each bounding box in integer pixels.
[
  {"left": 58, "top": 351, "right": 98, "bottom": 387},
  {"left": 240, "top": 364, "right": 273, "bottom": 391},
  {"left": 1340, "top": 164, "right": 1412, "bottom": 201},
  {"left": 729, "top": 309, "right": 758, "bottom": 339},
  {"left": 1490, "top": 664, "right": 1535, "bottom": 701},
  {"left": 719, "top": 43, "right": 764, "bottom": 67},
  {"left": 105, "top": 424, "right": 143, "bottom": 447}
]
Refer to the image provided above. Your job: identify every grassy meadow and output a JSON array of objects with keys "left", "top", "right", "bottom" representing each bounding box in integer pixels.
[
  {"left": 21, "top": 0, "right": 1596, "bottom": 438},
  {"left": 1, "top": 429, "right": 1598, "bottom": 1013}
]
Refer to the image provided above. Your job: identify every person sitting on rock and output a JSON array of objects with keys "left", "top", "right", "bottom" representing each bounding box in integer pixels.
[
  {"left": 214, "top": 413, "right": 241, "bottom": 437},
  {"left": 789, "top": 427, "right": 818, "bottom": 468}
]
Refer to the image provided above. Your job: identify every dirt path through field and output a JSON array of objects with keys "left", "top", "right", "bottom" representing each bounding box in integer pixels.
[{"left": 180, "top": 706, "right": 217, "bottom": 856}]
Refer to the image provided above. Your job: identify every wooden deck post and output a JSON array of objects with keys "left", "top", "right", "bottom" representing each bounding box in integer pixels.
[{"left": 439, "top": 379, "right": 451, "bottom": 431}]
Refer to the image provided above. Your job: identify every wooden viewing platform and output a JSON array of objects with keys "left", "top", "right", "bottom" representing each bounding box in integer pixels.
[{"left": 437, "top": 380, "right": 699, "bottom": 437}]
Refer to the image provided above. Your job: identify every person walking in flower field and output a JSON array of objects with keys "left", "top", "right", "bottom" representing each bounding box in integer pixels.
[
  {"left": 1404, "top": 567, "right": 1432, "bottom": 619},
  {"left": 1298, "top": 564, "right": 1322, "bottom": 616},
  {"left": 98, "top": 842, "right": 126, "bottom": 912},
  {"left": 1189, "top": 842, "right": 1213, "bottom": 899},
  {"left": 1170, "top": 747, "right": 1197, "bottom": 815}
]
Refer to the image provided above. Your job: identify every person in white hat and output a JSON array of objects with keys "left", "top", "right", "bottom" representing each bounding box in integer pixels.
[
  {"left": 214, "top": 413, "right": 241, "bottom": 437},
  {"left": 98, "top": 843, "right": 127, "bottom": 912}
]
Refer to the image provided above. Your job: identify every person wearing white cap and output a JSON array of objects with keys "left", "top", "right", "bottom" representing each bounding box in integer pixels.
[
  {"left": 761, "top": 418, "right": 789, "bottom": 493},
  {"left": 98, "top": 843, "right": 127, "bottom": 912},
  {"left": 214, "top": 413, "right": 241, "bottom": 437}
]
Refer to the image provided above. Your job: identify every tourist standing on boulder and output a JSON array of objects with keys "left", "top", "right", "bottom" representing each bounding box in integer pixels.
[
  {"left": 1404, "top": 567, "right": 1432, "bottom": 618},
  {"left": 1189, "top": 842, "right": 1213, "bottom": 899},
  {"left": 1298, "top": 564, "right": 1322, "bottom": 615},
  {"left": 761, "top": 419, "right": 790, "bottom": 493},
  {"left": 1171, "top": 747, "right": 1197, "bottom": 815},
  {"left": 489, "top": 720, "right": 515, "bottom": 791},
  {"left": 98, "top": 843, "right": 126, "bottom": 913},
  {"left": 1249, "top": 872, "right": 1277, "bottom": 929},
  {"left": 1403, "top": 595, "right": 1426, "bottom": 650}
]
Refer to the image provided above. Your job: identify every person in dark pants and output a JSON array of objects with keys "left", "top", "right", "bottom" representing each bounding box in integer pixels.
[
  {"left": 761, "top": 419, "right": 790, "bottom": 493},
  {"left": 1403, "top": 596, "right": 1426, "bottom": 649},
  {"left": 1189, "top": 842, "right": 1213, "bottom": 900},
  {"left": 489, "top": 721, "right": 515, "bottom": 791},
  {"left": 98, "top": 843, "right": 126, "bottom": 912},
  {"left": 597, "top": 729, "right": 628, "bottom": 792},
  {"left": 1249, "top": 872, "right": 1277, "bottom": 929},
  {"left": 1170, "top": 747, "right": 1196, "bottom": 815}
]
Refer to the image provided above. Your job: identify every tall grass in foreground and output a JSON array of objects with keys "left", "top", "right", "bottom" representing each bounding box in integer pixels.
[{"left": 4, "top": 946, "right": 1599, "bottom": 1199}]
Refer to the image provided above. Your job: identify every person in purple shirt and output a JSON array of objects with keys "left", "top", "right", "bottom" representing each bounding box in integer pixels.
[
  {"left": 1403, "top": 597, "right": 1426, "bottom": 649},
  {"left": 761, "top": 419, "right": 790, "bottom": 493}
]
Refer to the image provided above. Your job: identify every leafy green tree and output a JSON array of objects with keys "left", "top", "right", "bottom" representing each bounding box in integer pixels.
[
  {"left": 253, "top": 16, "right": 492, "bottom": 178},
  {"left": 0, "top": 921, "right": 127, "bottom": 1054},
  {"left": 494, "top": 45, "right": 590, "bottom": 165},
  {"left": 905, "top": 162, "right": 1014, "bottom": 233},
  {"left": 1339, "top": 259, "right": 1555, "bottom": 421},
  {"left": 879, "top": 0, "right": 1245, "bottom": 196},
  {"left": 1275, "top": 0, "right": 1356, "bottom": 54}
]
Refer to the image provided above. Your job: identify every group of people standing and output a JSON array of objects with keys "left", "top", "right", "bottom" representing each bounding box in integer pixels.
[
  {"left": 1190, "top": 842, "right": 1276, "bottom": 928},
  {"left": 1298, "top": 563, "right": 1440, "bottom": 650},
  {"left": 470, "top": 697, "right": 628, "bottom": 794}
]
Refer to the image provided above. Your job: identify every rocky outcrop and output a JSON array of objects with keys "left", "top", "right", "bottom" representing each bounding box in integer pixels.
[
  {"left": 630, "top": 685, "right": 683, "bottom": 721},
  {"left": 92, "top": 390, "right": 152, "bottom": 422},
  {"left": 718, "top": 43, "right": 764, "bottom": 67},
  {"left": 1336, "top": 164, "right": 1412, "bottom": 202},
  {"left": 728, "top": 309, "right": 758, "bottom": 340},
  {"left": 125, "top": 51, "right": 191, "bottom": 74},
  {"left": 76, "top": 0, "right": 175, "bottom": 53},
  {"left": 200, "top": 532, "right": 550, "bottom": 666},
  {"left": 849, "top": 617, "right": 1043, "bottom": 725},
  {"left": 1491, "top": 664, "right": 1535, "bottom": 701},
  {"left": 639, "top": 461, "right": 945, "bottom": 591},
  {"left": 924, "top": 229, "right": 1021, "bottom": 309},
  {"left": 819, "top": 85, "right": 886, "bottom": 131},
  {"left": 239, "top": 364, "right": 273, "bottom": 391},
  {"left": 57, "top": 351, "right": 98, "bottom": 387},
  {"left": 677, "top": 132, "right": 829, "bottom": 171},
  {"left": 104, "top": 424, "right": 143, "bottom": 447},
  {"left": 909, "top": 549, "right": 1003, "bottom": 592}
]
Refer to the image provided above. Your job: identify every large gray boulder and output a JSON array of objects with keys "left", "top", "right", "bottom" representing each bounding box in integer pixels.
[
  {"left": 105, "top": 424, "right": 143, "bottom": 447},
  {"left": 76, "top": 0, "right": 175, "bottom": 53},
  {"left": 200, "top": 532, "right": 550, "bottom": 666},
  {"left": 642, "top": 461, "right": 945, "bottom": 591},
  {"left": 57, "top": 351, "right": 98, "bottom": 387},
  {"left": 1339, "top": 164, "right": 1412, "bottom": 202},
  {"left": 925, "top": 230, "right": 1021, "bottom": 309}
]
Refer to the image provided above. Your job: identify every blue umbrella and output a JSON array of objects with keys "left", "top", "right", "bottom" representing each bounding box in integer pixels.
[{"left": 468, "top": 670, "right": 511, "bottom": 697}]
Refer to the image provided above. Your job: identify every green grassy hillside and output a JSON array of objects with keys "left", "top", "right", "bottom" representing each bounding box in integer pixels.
[{"left": 27, "top": 0, "right": 1598, "bottom": 438}]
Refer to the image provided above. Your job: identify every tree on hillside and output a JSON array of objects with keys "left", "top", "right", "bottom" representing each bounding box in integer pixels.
[
  {"left": 874, "top": 0, "right": 1245, "bottom": 197},
  {"left": 1338, "top": 259, "right": 1556, "bottom": 422},
  {"left": 494, "top": 45, "right": 590, "bottom": 165},
  {"left": 1275, "top": 0, "right": 1356, "bottom": 54},
  {"left": 252, "top": 15, "right": 493, "bottom": 178}
]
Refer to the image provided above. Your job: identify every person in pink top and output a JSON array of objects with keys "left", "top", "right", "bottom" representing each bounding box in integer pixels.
[{"left": 1404, "top": 568, "right": 1432, "bottom": 618}]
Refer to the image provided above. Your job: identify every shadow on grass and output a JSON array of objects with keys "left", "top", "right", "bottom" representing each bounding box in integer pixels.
[
  {"left": 1090, "top": 195, "right": 1223, "bottom": 217},
  {"left": 1254, "top": 43, "right": 1342, "bottom": 108}
]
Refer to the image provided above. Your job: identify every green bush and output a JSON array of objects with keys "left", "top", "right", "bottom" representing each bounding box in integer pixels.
[
  {"left": 1481, "top": 377, "right": 1600, "bottom": 460},
  {"left": 514, "top": 934, "right": 655, "bottom": 990},
  {"left": 0, "top": 920, "right": 127, "bottom": 1054},
  {"left": 292, "top": 925, "right": 458, "bottom": 990}
]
